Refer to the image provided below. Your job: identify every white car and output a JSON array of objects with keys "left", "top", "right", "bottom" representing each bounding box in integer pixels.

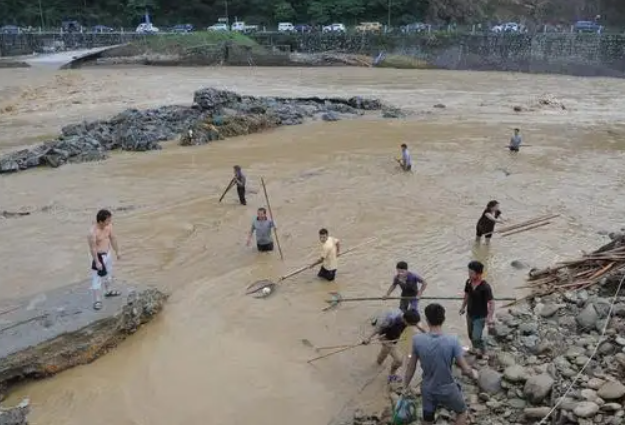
[
  {"left": 208, "top": 23, "right": 229, "bottom": 31},
  {"left": 322, "top": 23, "right": 345, "bottom": 33},
  {"left": 278, "top": 22, "right": 295, "bottom": 32},
  {"left": 136, "top": 23, "right": 159, "bottom": 33}
]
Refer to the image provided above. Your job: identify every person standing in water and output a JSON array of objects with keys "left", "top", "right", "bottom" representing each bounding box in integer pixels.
[
  {"left": 509, "top": 128, "right": 522, "bottom": 152},
  {"left": 460, "top": 261, "right": 495, "bottom": 359},
  {"left": 475, "top": 200, "right": 505, "bottom": 243},
  {"left": 383, "top": 261, "right": 429, "bottom": 312},
  {"left": 399, "top": 143, "right": 412, "bottom": 171},
  {"left": 247, "top": 207, "right": 276, "bottom": 252},
  {"left": 364, "top": 308, "right": 424, "bottom": 383},
  {"left": 404, "top": 303, "right": 477, "bottom": 425},
  {"left": 317, "top": 228, "right": 340, "bottom": 281},
  {"left": 87, "top": 209, "right": 121, "bottom": 310},
  {"left": 233, "top": 165, "right": 247, "bottom": 206}
]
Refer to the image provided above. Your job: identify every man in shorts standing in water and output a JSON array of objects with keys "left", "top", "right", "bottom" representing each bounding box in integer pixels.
[
  {"left": 88, "top": 209, "right": 121, "bottom": 310},
  {"left": 247, "top": 207, "right": 276, "bottom": 252},
  {"left": 404, "top": 303, "right": 478, "bottom": 425},
  {"left": 399, "top": 143, "right": 412, "bottom": 171},
  {"left": 317, "top": 228, "right": 340, "bottom": 281}
]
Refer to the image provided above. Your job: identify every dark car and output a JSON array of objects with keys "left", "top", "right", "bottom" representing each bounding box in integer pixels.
[
  {"left": 62, "top": 20, "right": 82, "bottom": 33},
  {"left": 573, "top": 21, "right": 602, "bottom": 33},
  {"left": 294, "top": 24, "right": 312, "bottom": 33},
  {"left": 92, "top": 25, "right": 114, "bottom": 33},
  {"left": 172, "top": 24, "right": 193, "bottom": 33},
  {"left": 0, "top": 25, "right": 21, "bottom": 34}
]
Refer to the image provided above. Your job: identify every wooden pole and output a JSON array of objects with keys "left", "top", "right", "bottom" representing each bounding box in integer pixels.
[
  {"left": 218, "top": 178, "right": 236, "bottom": 203},
  {"left": 260, "top": 177, "right": 284, "bottom": 261}
]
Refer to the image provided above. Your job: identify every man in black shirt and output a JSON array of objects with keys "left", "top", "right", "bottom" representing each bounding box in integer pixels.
[
  {"left": 459, "top": 261, "right": 494, "bottom": 358},
  {"left": 363, "top": 309, "right": 424, "bottom": 383}
]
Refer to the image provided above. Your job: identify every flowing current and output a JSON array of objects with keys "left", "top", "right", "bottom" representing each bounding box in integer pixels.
[{"left": 1, "top": 66, "right": 624, "bottom": 425}]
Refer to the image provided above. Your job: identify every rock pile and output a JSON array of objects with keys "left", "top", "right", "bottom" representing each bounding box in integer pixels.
[
  {"left": 352, "top": 235, "right": 625, "bottom": 425},
  {"left": 0, "top": 88, "right": 399, "bottom": 174}
]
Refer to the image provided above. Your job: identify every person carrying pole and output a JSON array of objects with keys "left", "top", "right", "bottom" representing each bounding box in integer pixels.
[
  {"left": 383, "top": 261, "right": 428, "bottom": 312},
  {"left": 363, "top": 309, "right": 424, "bottom": 383}
]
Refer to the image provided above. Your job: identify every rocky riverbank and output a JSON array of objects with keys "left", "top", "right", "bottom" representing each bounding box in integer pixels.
[
  {"left": 353, "top": 234, "right": 625, "bottom": 425},
  {"left": 0, "top": 88, "right": 402, "bottom": 174},
  {"left": 0, "top": 399, "right": 29, "bottom": 425},
  {"left": 0, "top": 281, "right": 168, "bottom": 406}
]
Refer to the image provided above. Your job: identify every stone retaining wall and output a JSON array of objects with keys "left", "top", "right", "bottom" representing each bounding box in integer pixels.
[{"left": 2, "top": 33, "right": 625, "bottom": 77}]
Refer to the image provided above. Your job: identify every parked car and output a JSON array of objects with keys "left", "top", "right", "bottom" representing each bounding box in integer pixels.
[
  {"left": 492, "top": 22, "right": 523, "bottom": 33},
  {"left": 322, "top": 23, "right": 345, "bottom": 33},
  {"left": 573, "top": 20, "right": 602, "bottom": 33},
  {"left": 62, "top": 20, "right": 82, "bottom": 33},
  {"left": 208, "top": 23, "right": 229, "bottom": 31},
  {"left": 0, "top": 25, "right": 21, "bottom": 34},
  {"left": 136, "top": 23, "right": 159, "bottom": 33},
  {"left": 355, "top": 22, "right": 382, "bottom": 32},
  {"left": 401, "top": 22, "right": 429, "bottom": 33},
  {"left": 92, "top": 25, "right": 114, "bottom": 33},
  {"left": 172, "top": 24, "right": 193, "bottom": 33},
  {"left": 294, "top": 24, "right": 312, "bottom": 33},
  {"left": 278, "top": 22, "right": 295, "bottom": 32}
]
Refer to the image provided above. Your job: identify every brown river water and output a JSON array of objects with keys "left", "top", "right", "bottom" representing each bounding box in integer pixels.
[{"left": 1, "top": 66, "right": 625, "bottom": 424}]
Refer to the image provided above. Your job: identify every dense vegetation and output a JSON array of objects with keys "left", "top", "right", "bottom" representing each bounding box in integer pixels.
[{"left": 2, "top": 0, "right": 625, "bottom": 28}]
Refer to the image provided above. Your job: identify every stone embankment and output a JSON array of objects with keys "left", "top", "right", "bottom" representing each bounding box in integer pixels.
[
  {"left": 0, "top": 88, "right": 403, "bottom": 174},
  {"left": 0, "top": 280, "right": 168, "bottom": 424},
  {"left": 355, "top": 233, "right": 625, "bottom": 425}
]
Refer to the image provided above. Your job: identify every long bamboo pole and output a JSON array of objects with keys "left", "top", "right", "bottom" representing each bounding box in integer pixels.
[{"left": 260, "top": 177, "right": 284, "bottom": 261}]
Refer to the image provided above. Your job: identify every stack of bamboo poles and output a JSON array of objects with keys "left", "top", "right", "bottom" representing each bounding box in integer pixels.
[
  {"left": 494, "top": 214, "right": 559, "bottom": 238},
  {"left": 514, "top": 241, "right": 625, "bottom": 303}
]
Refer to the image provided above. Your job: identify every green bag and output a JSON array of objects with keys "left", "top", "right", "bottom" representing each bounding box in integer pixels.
[{"left": 391, "top": 395, "right": 417, "bottom": 425}]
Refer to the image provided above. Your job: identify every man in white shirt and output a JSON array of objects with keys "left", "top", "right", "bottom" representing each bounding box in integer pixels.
[
  {"left": 317, "top": 228, "right": 340, "bottom": 281},
  {"left": 400, "top": 143, "right": 412, "bottom": 171}
]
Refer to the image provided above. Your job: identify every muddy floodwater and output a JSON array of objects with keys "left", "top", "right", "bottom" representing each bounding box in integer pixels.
[{"left": 1, "top": 66, "right": 625, "bottom": 425}]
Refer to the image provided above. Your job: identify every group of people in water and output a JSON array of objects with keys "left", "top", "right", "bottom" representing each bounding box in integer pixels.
[{"left": 87, "top": 138, "right": 517, "bottom": 425}]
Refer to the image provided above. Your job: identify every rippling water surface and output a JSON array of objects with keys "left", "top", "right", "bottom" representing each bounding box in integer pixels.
[{"left": 1, "top": 66, "right": 624, "bottom": 425}]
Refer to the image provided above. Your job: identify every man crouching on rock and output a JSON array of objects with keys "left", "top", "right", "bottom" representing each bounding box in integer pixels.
[
  {"left": 88, "top": 209, "right": 121, "bottom": 310},
  {"left": 404, "top": 303, "right": 478, "bottom": 425},
  {"left": 363, "top": 309, "right": 424, "bottom": 383}
]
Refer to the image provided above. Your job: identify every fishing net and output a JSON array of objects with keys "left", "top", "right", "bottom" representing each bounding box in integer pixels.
[{"left": 391, "top": 395, "right": 417, "bottom": 425}]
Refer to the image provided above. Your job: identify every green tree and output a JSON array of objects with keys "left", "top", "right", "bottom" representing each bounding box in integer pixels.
[{"left": 274, "top": 1, "right": 296, "bottom": 21}]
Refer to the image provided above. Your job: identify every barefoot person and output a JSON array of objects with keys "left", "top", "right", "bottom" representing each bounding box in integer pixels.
[
  {"left": 317, "top": 228, "right": 340, "bottom": 281},
  {"left": 399, "top": 143, "right": 412, "bottom": 171},
  {"left": 509, "top": 128, "right": 522, "bottom": 152},
  {"left": 475, "top": 200, "right": 505, "bottom": 243},
  {"left": 233, "top": 165, "right": 247, "bottom": 206},
  {"left": 404, "top": 303, "right": 478, "bottom": 425},
  {"left": 246, "top": 207, "right": 276, "bottom": 252},
  {"left": 383, "top": 261, "right": 429, "bottom": 312},
  {"left": 364, "top": 309, "right": 424, "bottom": 383},
  {"left": 88, "top": 209, "right": 121, "bottom": 310},
  {"left": 459, "top": 261, "right": 495, "bottom": 359}
]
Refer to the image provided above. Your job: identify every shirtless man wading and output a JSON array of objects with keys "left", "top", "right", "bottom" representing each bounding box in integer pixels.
[{"left": 88, "top": 209, "right": 121, "bottom": 310}]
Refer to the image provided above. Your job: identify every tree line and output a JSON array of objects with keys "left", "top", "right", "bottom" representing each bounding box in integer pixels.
[{"left": 2, "top": 0, "right": 625, "bottom": 28}]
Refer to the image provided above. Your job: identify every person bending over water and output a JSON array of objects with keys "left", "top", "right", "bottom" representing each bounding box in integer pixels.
[
  {"left": 475, "top": 200, "right": 505, "bottom": 243},
  {"left": 88, "top": 209, "right": 121, "bottom": 310}
]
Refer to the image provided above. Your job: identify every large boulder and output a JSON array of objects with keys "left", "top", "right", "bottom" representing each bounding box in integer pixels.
[{"left": 0, "top": 281, "right": 167, "bottom": 392}]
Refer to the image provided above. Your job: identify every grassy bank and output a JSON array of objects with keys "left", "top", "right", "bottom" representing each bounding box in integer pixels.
[{"left": 102, "top": 32, "right": 262, "bottom": 57}]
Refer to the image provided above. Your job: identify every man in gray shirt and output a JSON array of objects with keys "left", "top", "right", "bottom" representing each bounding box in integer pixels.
[
  {"left": 247, "top": 207, "right": 276, "bottom": 252},
  {"left": 509, "top": 128, "right": 522, "bottom": 152},
  {"left": 404, "top": 303, "right": 478, "bottom": 425}
]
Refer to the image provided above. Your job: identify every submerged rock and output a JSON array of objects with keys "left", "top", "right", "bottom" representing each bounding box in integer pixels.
[
  {"left": 0, "top": 88, "right": 400, "bottom": 174},
  {"left": 0, "top": 281, "right": 167, "bottom": 394},
  {"left": 0, "top": 399, "right": 30, "bottom": 425}
]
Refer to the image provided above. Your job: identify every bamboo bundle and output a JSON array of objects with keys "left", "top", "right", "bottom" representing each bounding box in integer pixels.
[
  {"left": 494, "top": 214, "right": 559, "bottom": 237},
  {"left": 511, "top": 241, "right": 625, "bottom": 304}
]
